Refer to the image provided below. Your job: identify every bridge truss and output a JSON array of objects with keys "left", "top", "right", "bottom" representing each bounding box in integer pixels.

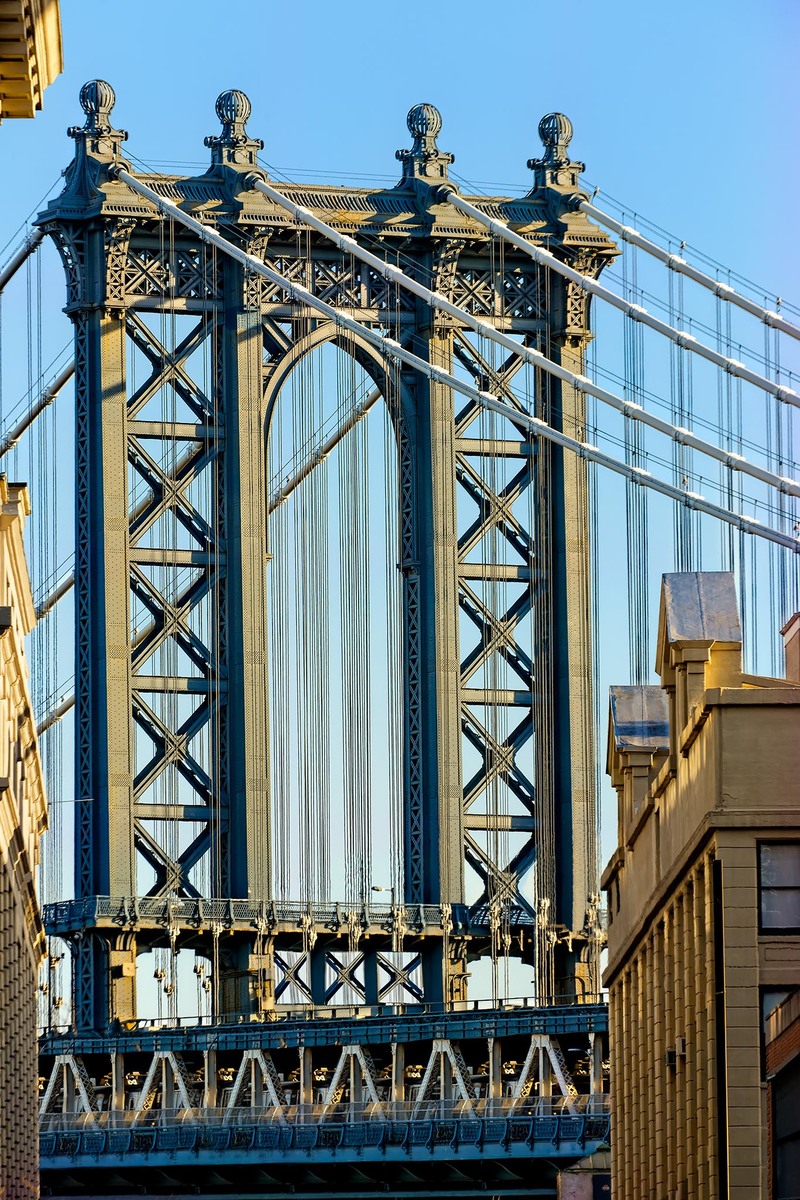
[{"left": 2, "top": 79, "right": 796, "bottom": 1195}]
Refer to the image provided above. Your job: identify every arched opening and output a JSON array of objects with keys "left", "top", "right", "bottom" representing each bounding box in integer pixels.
[{"left": 264, "top": 327, "right": 406, "bottom": 912}]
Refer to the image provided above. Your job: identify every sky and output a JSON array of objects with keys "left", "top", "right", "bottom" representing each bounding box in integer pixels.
[
  {"left": 1, "top": 0, "right": 798, "bottom": 293},
  {"left": 1, "top": 0, "right": 798, "bottom": 1010}
]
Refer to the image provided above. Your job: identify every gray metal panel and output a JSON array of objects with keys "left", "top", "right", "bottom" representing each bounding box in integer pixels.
[
  {"left": 661, "top": 571, "right": 741, "bottom": 645},
  {"left": 609, "top": 686, "right": 669, "bottom": 752}
]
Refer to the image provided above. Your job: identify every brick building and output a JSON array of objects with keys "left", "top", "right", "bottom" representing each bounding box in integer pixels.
[
  {"left": 602, "top": 572, "right": 800, "bottom": 1199},
  {"left": 0, "top": 480, "right": 47, "bottom": 1196},
  {"left": 765, "top": 986, "right": 800, "bottom": 1196}
]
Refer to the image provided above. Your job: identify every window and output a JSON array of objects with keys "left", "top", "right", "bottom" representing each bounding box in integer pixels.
[{"left": 759, "top": 843, "right": 800, "bottom": 931}]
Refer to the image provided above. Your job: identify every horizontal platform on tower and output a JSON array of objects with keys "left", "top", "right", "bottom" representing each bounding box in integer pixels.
[
  {"left": 40, "top": 1000, "right": 608, "bottom": 1057},
  {"left": 43, "top": 895, "right": 543, "bottom": 950}
]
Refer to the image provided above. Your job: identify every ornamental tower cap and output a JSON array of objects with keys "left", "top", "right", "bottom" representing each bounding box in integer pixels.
[
  {"left": 537, "top": 113, "right": 573, "bottom": 167},
  {"left": 215, "top": 89, "right": 252, "bottom": 136},
  {"left": 79, "top": 79, "right": 116, "bottom": 129},
  {"left": 407, "top": 102, "right": 443, "bottom": 143},
  {"left": 396, "top": 102, "right": 454, "bottom": 187},
  {"left": 205, "top": 89, "right": 263, "bottom": 170},
  {"left": 527, "top": 111, "right": 584, "bottom": 193},
  {"left": 67, "top": 79, "right": 128, "bottom": 169}
]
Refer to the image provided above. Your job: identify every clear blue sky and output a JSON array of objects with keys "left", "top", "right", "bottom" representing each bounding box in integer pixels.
[{"left": 1, "top": 0, "right": 798, "bottom": 296}]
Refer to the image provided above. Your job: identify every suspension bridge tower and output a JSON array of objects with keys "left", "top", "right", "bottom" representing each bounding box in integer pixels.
[{"left": 37, "top": 82, "right": 615, "bottom": 1195}]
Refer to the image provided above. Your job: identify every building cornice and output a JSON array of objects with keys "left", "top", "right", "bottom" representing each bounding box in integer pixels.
[{"left": 0, "top": 0, "right": 62, "bottom": 120}]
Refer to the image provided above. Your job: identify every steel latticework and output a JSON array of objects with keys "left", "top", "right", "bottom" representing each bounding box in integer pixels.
[{"left": 33, "top": 82, "right": 622, "bottom": 1194}]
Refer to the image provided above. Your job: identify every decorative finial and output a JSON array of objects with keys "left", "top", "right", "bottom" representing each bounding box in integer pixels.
[
  {"left": 526, "top": 111, "right": 583, "bottom": 193},
  {"left": 215, "top": 90, "right": 252, "bottom": 138},
  {"left": 79, "top": 80, "right": 116, "bottom": 131},
  {"left": 537, "top": 113, "right": 573, "bottom": 167},
  {"left": 67, "top": 80, "right": 127, "bottom": 174},
  {"left": 407, "top": 103, "right": 443, "bottom": 147},
  {"left": 396, "top": 102, "right": 454, "bottom": 187},
  {"left": 205, "top": 89, "right": 263, "bottom": 171}
]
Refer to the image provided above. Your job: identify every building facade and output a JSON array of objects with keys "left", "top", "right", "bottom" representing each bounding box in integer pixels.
[
  {"left": 0, "top": 479, "right": 47, "bottom": 1197},
  {"left": 0, "top": 0, "right": 62, "bottom": 120},
  {"left": 602, "top": 572, "right": 800, "bottom": 1199}
]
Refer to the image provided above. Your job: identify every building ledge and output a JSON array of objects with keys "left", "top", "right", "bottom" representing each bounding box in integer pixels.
[
  {"left": 600, "top": 847, "right": 624, "bottom": 891},
  {"left": 0, "top": 0, "right": 62, "bottom": 120}
]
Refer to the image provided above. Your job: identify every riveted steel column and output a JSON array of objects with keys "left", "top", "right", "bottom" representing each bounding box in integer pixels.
[
  {"left": 72, "top": 234, "right": 136, "bottom": 1027},
  {"left": 405, "top": 285, "right": 464, "bottom": 1002},
  {"left": 218, "top": 262, "right": 272, "bottom": 1013},
  {"left": 547, "top": 299, "right": 595, "bottom": 998}
]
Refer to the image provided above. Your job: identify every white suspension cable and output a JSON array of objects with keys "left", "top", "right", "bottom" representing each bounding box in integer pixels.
[
  {"left": 438, "top": 187, "right": 800, "bottom": 409},
  {"left": 36, "top": 572, "right": 74, "bottom": 621},
  {"left": 0, "top": 362, "right": 75, "bottom": 459},
  {"left": 576, "top": 198, "right": 800, "bottom": 341},
  {"left": 38, "top": 693, "right": 75, "bottom": 738},
  {"left": 109, "top": 167, "right": 800, "bottom": 555},
  {"left": 248, "top": 176, "right": 800, "bottom": 499},
  {"left": 0, "top": 228, "right": 44, "bottom": 294}
]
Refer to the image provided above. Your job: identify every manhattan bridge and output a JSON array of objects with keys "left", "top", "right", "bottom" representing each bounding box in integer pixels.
[{"left": 1, "top": 80, "right": 798, "bottom": 1196}]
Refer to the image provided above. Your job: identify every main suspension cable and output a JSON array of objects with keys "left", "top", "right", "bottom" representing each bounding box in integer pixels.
[
  {"left": 109, "top": 166, "right": 800, "bottom": 554},
  {"left": 576, "top": 198, "right": 800, "bottom": 340},
  {"left": 437, "top": 187, "right": 800, "bottom": 405},
  {"left": 247, "top": 177, "right": 800, "bottom": 496},
  {"left": 0, "top": 228, "right": 45, "bottom": 294}
]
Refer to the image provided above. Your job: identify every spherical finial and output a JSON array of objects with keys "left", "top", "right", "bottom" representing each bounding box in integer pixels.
[
  {"left": 215, "top": 89, "right": 252, "bottom": 128},
  {"left": 407, "top": 103, "right": 442, "bottom": 141},
  {"left": 538, "top": 112, "right": 573, "bottom": 163},
  {"left": 79, "top": 80, "right": 116, "bottom": 121}
]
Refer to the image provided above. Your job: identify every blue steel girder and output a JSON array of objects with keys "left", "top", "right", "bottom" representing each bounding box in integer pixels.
[
  {"left": 124, "top": 307, "right": 223, "bottom": 906},
  {"left": 128, "top": 438, "right": 217, "bottom": 548},
  {"left": 131, "top": 692, "right": 213, "bottom": 803},
  {"left": 452, "top": 335, "right": 528, "bottom": 413},
  {"left": 130, "top": 563, "right": 215, "bottom": 674},
  {"left": 452, "top": 328, "right": 539, "bottom": 923},
  {"left": 465, "top": 833, "right": 538, "bottom": 918},
  {"left": 40, "top": 1112, "right": 611, "bottom": 1175},
  {"left": 133, "top": 820, "right": 211, "bottom": 899},
  {"left": 126, "top": 312, "right": 214, "bottom": 421},
  {"left": 274, "top": 952, "right": 313, "bottom": 1003},
  {"left": 459, "top": 579, "right": 533, "bottom": 686},
  {"left": 324, "top": 952, "right": 367, "bottom": 1003},
  {"left": 461, "top": 704, "right": 535, "bottom": 810},
  {"left": 456, "top": 459, "right": 533, "bottom": 562},
  {"left": 317, "top": 951, "right": 424, "bottom": 1005}
]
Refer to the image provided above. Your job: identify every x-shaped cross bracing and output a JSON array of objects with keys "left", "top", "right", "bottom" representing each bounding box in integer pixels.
[
  {"left": 132, "top": 691, "right": 213, "bottom": 805},
  {"left": 459, "top": 580, "right": 532, "bottom": 688},
  {"left": 126, "top": 312, "right": 213, "bottom": 422},
  {"left": 133, "top": 819, "right": 211, "bottom": 899},
  {"left": 128, "top": 436, "right": 217, "bottom": 548},
  {"left": 131, "top": 563, "right": 214, "bottom": 676}
]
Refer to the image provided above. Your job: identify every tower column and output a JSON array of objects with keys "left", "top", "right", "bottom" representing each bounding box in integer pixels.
[{"left": 218, "top": 278, "right": 273, "bottom": 1015}]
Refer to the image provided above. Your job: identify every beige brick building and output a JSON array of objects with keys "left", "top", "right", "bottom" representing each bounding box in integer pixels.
[
  {"left": 0, "top": 480, "right": 47, "bottom": 1197},
  {"left": 602, "top": 572, "right": 800, "bottom": 1199}
]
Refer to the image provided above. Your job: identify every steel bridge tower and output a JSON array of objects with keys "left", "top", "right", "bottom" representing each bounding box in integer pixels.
[{"left": 38, "top": 83, "right": 614, "bottom": 1194}]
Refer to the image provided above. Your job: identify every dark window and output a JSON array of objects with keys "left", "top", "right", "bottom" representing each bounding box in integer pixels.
[
  {"left": 759, "top": 843, "right": 800, "bottom": 931},
  {"left": 775, "top": 1055, "right": 800, "bottom": 1198}
]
